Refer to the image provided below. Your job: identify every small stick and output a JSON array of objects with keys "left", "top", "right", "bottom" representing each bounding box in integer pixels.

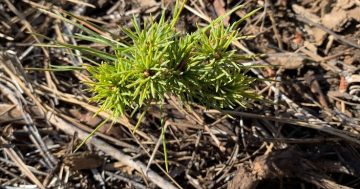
[
  {"left": 1, "top": 137, "right": 46, "bottom": 189},
  {"left": 296, "top": 15, "right": 360, "bottom": 49}
]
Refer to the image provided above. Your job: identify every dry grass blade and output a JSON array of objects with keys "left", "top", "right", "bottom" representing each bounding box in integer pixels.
[
  {"left": 0, "top": 73, "right": 177, "bottom": 188},
  {"left": 1, "top": 137, "right": 45, "bottom": 189},
  {"left": 47, "top": 112, "right": 178, "bottom": 189},
  {"left": 206, "top": 110, "right": 360, "bottom": 145},
  {"left": 1, "top": 0, "right": 360, "bottom": 188},
  {"left": 64, "top": 0, "right": 96, "bottom": 8}
]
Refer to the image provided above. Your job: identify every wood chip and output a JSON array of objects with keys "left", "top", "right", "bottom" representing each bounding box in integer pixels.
[
  {"left": 63, "top": 152, "right": 104, "bottom": 170},
  {"left": 266, "top": 53, "right": 306, "bottom": 70},
  {"left": 321, "top": 9, "right": 349, "bottom": 32}
]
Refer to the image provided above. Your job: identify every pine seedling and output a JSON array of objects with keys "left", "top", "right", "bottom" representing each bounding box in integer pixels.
[
  {"left": 83, "top": 4, "right": 261, "bottom": 119},
  {"left": 38, "top": 0, "right": 262, "bottom": 169},
  {"left": 40, "top": 1, "right": 261, "bottom": 120}
]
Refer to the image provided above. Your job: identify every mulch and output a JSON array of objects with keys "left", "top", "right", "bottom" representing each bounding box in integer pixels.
[{"left": 0, "top": 0, "right": 359, "bottom": 188}]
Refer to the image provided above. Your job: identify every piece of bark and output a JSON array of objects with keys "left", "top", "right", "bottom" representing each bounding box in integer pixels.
[
  {"left": 304, "top": 71, "right": 330, "bottom": 109},
  {"left": 63, "top": 152, "right": 104, "bottom": 170},
  {"left": 311, "top": 27, "right": 328, "bottom": 46},
  {"left": 266, "top": 53, "right": 306, "bottom": 70},
  {"left": 292, "top": 4, "right": 321, "bottom": 23},
  {"left": 227, "top": 162, "right": 259, "bottom": 189},
  {"left": 0, "top": 104, "right": 44, "bottom": 124},
  {"left": 348, "top": 7, "right": 360, "bottom": 22},
  {"left": 321, "top": 9, "right": 349, "bottom": 32}
]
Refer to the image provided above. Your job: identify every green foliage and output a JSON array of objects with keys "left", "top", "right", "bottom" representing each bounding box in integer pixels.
[
  {"left": 38, "top": 0, "right": 262, "bottom": 171},
  {"left": 42, "top": 1, "right": 262, "bottom": 119}
]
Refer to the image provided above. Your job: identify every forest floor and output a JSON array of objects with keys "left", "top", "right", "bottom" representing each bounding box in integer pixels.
[{"left": 0, "top": 0, "right": 360, "bottom": 188}]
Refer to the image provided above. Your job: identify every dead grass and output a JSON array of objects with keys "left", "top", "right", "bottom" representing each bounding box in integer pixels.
[{"left": 0, "top": 0, "right": 360, "bottom": 189}]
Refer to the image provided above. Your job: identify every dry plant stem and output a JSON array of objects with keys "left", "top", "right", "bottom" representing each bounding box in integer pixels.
[
  {"left": 1, "top": 58, "right": 58, "bottom": 168},
  {"left": 3, "top": 0, "right": 58, "bottom": 102},
  {"left": 184, "top": 4, "right": 211, "bottom": 22},
  {"left": 167, "top": 95, "right": 225, "bottom": 151},
  {"left": 23, "top": 125, "right": 57, "bottom": 168},
  {"left": 1, "top": 137, "right": 46, "bottom": 189},
  {"left": 1, "top": 60, "right": 176, "bottom": 188},
  {"left": 105, "top": 171, "right": 147, "bottom": 189},
  {"left": 63, "top": 0, "right": 95, "bottom": 8},
  {"left": 229, "top": 41, "right": 360, "bottom": 144},
  {"left": 295, "top": 15, "right": 360, "bottom": 49},
  {"left": 126, "top": 125, "right": 183, "bottom": 189},
  {"left": 146, "top": 121, "right": 169, "bottom": 172},
  {"left": 213, "top": 144, "right": 239, "bottom": 184},
  {"left": 0, "top": 162, "right": 45, "bottom": 176},
  {"left": 0, "top": 166, "right": 23, "bottom": 182},
  {"left": 0, "top": 100, "right": 177, "bottom": 188},
  {"left": 57, "top": 112, "right": 136, "bottom": 149},
  {"left": 1, "top": 54, "right": 46, "bottom": 115},
  {"left": 36, "top": 84, "right": 151, "bottom": 141},
  {"left": 266, "top": 0, "right": 283, "bottom": 50},
  {"left": 207, "top": 109, "right": 360, "bottom": 145},
  {"left": 0, "top": 83, "right": 56, "bottom": 166},
  {"left": 47, "top": 112, "right": 177, "bottom": 189},
  {"left": 1, "top": 70, "right": 177, "bottom": 187},
  {"left": 0, "top": 87, "right": 45, "bottom": 186},
  {"left": 227, "top": 149, "right": 352, "bottom": 189}
]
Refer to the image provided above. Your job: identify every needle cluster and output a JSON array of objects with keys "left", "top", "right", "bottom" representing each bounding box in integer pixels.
[{"left": 46, "top": 1, "right": 261, "bottom": 119}]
